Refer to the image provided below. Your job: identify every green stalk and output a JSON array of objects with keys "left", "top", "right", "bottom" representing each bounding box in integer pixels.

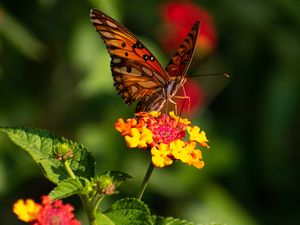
[
  {"left": 79, "top": 195, "right": 97, "bottom": 225},
  {"left": 64, "top": 160, "right": 76, "bottom": 179},
  {"left": 137, "top": 162, "right": 154, "bottom": 200},
  {"left": 63, "top": 156, "right": 102, "bottom": 224},
  {"left": 93, "top": 195, "right": 104, "bottom": 213}
]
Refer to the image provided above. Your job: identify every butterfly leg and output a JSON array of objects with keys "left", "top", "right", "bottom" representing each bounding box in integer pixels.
[
  {"left": 171, "top": 83, "right": 191, "bottom": 118},
  {"left": 173, "top": 95, "right": 191, "bottom": 118}
]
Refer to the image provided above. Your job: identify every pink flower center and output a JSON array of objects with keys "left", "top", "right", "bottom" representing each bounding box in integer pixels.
[
  {"left": 146, "top": 114, "right": 186, "bottom": 144},
  {"left": 36, "top": 196, "right": 80, "bottom": 225}
]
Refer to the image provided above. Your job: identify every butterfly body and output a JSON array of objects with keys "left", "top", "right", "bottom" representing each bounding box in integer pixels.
[{"left": 90, "top": 9, "right": 200, "bottom": 113}]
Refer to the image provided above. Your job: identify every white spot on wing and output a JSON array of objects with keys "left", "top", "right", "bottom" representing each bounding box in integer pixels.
[
  {"left": 153, "top": 72, "right": 166, "bottom": 84},
  {"left": 119, "top": 66, "right": 127, "bottom": 72},
  {"left": 138, "top": 81, "right": 157, "bottom": 88},
  {"left": 131, "top": 85, "right": 138, "bottom": 93},
  {"left": 94, "top": 19, "right": 103, "bottom": 24},
  {"left": 101, "top": 31, "right": 114, "bottom": 38},
  {"left": 131, "top": 67, "right": 142, "bottom": 76},
  {"left": 142, "top": 67, "right": 153, "bottom": 76},
  {"left": 106, "top": 20, "right": 118, "bottom": 28},
  {"left": 112, "top": 58, "right": 121, "bottom": 63}
]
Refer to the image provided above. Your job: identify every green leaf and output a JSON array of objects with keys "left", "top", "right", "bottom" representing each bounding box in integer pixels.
[
  {"left": 152, "top": 216, "right": 194, "bottom": 225},
  {"left": 104, "top": 198, "right": 152, "bottom": 225},
  {"left": 49, "top": 177, "right": 83, "bottom": 199},
  {"left": 95, "top": 212, "right": 114, "bottom": 225},
  {"left": 0, "top": 127, "right": 95, "bottom": 184}
]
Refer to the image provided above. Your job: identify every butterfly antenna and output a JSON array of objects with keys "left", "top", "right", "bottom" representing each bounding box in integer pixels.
[{"left": 190, "top": 73, "right": 230, "bottom": 78}]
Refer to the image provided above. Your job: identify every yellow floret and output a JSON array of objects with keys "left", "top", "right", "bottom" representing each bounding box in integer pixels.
[
  {"left": 187, "top": 126, "right": 209, "bottom": 148},
  {"left": 125, "top": 127, "right": 153, "bottom": 148},
  {"left": 169, "top": 111, "right": 191, "bottom": 125},
  {"left": 13, "top": 199, "right": 41, "bottom": 222},
  {"left": 151, "top": 143, "right": 173, "bottom": 167}
]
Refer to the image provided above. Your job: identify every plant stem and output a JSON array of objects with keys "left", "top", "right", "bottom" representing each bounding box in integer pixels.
[
  {"left": 93, "top": 195, "right": 104, "bottom": 213},
  {"left": 137, "top": 162, "right": 154, "bottom": 200},
  {"left": 79, "top": 195, "right": 96, "bottom": 225},
  {"left": 64, "top": 160, "right": 76, "bottom": 179}
]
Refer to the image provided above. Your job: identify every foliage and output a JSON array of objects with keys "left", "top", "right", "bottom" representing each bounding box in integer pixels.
[
  {"left": 1, "top": 127, "right": 219, "bottom": 224},
  {"left": 1, "top": 0, "right": 300, "bottom": 225}
]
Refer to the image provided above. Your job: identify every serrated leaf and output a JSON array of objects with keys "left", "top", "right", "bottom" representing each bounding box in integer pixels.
[
  {"left": 0, "top": 127, "right": 95, "bottom": 184},
  {"left": 104, "top": 198, "right": 152, "bottom": 225},
  {"left": 49, "top": 178, "right": 83, "bottom": 199}
]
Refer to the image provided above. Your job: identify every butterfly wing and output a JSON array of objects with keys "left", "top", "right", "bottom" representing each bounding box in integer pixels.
[
  {"left": 135, "top": 92, "right": 167, "bottom": 112},
  {"left": 90, "top": 9, "right": 169, "bottom": 107},
  {"left": 135, "top": 20, "right": 201, "bottom": 113},
  {"left": 165, "top": 21, "right": 200, "bottom": 81}
]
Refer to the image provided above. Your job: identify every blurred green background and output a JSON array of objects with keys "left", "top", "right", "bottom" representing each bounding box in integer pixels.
[{"left": 1, "top": 0, "right": 300, "bottom": 224}]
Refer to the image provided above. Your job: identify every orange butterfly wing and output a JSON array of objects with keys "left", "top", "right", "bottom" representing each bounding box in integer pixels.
[
  {"left": 90, "top": 9, "right": 200, "bottom": 113},
  {"left": 90, "top": 9, "right": 169, "bottom": 106},
  {"left": 165, "top": 20, "right": 200, "bottom": 82},
  {"left": 136, "top": 21, "right": 201, "bottom": 113}
]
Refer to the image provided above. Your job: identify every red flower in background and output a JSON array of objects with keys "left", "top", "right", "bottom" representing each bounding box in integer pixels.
[
  {"left": 158, "top": 1, "right": 217, "bottom": 114},
  {"left": 35, "top": 196, "right": 80, "bottom": 225},
  {"left": 159, "top": 1, "right": 217, "bottom": 56}
]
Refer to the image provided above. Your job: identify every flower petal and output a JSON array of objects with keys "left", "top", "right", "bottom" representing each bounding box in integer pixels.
[
  {"left": 125, "top": 128, "right": 141, "bottom": 148},
  {"left": 169, "top": 111, "right": 191, "bottom": 125},
  {"left": 13, "top": 199, "right": 41, "bottom": 222},
  {"left": 151, "top": 144, "right": 173, "bottom": 167},
  {"left": 187, "top": 126, "right": 209, "bottom": 148}
]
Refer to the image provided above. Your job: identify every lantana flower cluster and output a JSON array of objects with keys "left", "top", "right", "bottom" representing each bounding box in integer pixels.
[
  {"left": 115, "top": 111, "right": 209, "bottom": 169},
  {"left": 13, "top": 196, "right": 80, "bottom": 225}
]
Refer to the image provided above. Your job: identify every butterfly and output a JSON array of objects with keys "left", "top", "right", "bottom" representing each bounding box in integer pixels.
[{"left": 90, "top": 9, "right": 200, "bottom": 113}]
